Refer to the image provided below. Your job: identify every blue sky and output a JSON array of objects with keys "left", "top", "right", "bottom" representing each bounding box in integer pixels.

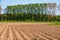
[{"left": 0, "top": 0, "right": 60, "bottom": 15}]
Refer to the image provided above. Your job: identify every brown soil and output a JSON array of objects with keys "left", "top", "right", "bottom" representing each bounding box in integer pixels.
[{"left": 0, "top": 22, "right": 60, "bottom": 40}]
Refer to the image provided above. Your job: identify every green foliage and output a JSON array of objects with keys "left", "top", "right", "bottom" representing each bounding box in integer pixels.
[{"left": 0, "top": 3, "right": 60, "bottom": 22}]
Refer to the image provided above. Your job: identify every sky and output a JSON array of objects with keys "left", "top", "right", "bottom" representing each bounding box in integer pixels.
[{"left": 0, "top": 0, "right": 60, "bottom": 15}]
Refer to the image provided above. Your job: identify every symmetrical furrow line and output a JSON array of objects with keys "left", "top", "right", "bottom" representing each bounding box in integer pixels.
[
  {"left": 0, "top": 25, "right": 8, "bottom": 40},
  {"left": 14, "top": 26, "right": 31, "bottom": 40},
  {"left": 11, "top": 26, "right": 18, "bottom": 40},
  {"left": 0, "top": 26, "right": 6, "bottom": 40},
  {"left": 15, "top": 26, "right": 34, "bottom": 39},
  {"left": 9, "top": 26, "right": 14, "bottom": 40},
  {"left": 16, "top": 26, "right": 49, "bottom": 40},
  {"left": 12, "top": 26, "right": 24, "bottom": 40}
]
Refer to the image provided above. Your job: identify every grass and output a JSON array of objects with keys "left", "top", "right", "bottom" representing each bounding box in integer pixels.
[
  {"left": 49, "top": 22, "right": 60, "bottom": 25},
  {"left": 0, "top": 20, "right": 60, "bottom": 25}
]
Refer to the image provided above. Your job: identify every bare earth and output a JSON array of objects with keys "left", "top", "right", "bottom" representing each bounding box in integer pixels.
[{"left": 0, "top": 22, "right": 60, "bottom": 40}]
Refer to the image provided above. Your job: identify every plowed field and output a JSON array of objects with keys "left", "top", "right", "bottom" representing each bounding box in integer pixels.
[{"left": 0, "top": 22, "right": 60, "bottom": 40}]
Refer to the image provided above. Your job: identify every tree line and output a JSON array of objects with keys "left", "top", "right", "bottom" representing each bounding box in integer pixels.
[{"left": 0, "top": 3, "right": 60, "bottom": 22}]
